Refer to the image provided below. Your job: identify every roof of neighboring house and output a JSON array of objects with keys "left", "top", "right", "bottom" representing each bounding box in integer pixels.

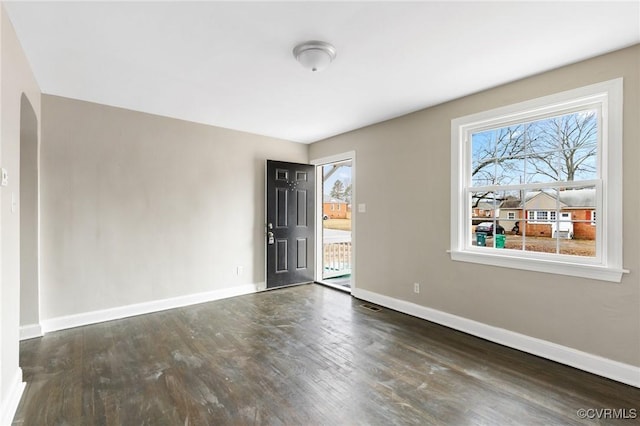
[
  {"left": 557, "top": 188, "right": 596, "bottom": 208},
  {"left": 525, "top": 191, "right": 568, "bottom": 210},
  {"left": 475, "top": 201, "right": 496, "bottom": 210},
  {"left": 499, "top": 188, "right": 595, "bottom": 209},
  {"left": 500, "top": 198, "right": 521, "bottom": 209},
  {"left": 323, "top": 196, "right": 348, "bottom": 204}
]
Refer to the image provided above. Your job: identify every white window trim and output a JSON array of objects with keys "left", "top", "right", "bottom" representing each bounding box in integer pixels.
[
  {"left": 532, "top": 211, "right": 550, "bottom": 223},
  {"left": 450, "top": 79, "right": 627, "bottom": 282},
  {"left": 528, "top": 210, "right": 556, "bottom": 223}
]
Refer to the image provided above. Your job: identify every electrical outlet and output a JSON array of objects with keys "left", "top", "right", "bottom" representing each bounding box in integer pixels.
[
  {"left": 236, "top": 266, "right": 244, "bottom": 276},
  {"left": 413, "top": 282, "right": 420, "bottom": 294}
]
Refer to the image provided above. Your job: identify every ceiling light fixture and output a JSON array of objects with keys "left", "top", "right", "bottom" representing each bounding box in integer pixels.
[{"left": 293, "top": 41, "right": 336, "bottom": 72}]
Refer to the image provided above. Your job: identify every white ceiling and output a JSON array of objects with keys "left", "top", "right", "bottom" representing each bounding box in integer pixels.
[{"left": 4, "top": 2, "right": 640, "bottom": 143}]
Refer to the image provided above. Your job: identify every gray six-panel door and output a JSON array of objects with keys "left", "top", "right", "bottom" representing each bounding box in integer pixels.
[{"left": 266, "top": 160, "right": 315, "bottom": 289}]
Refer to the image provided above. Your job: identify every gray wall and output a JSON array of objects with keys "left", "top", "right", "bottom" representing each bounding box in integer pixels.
[
  {"left": 309, "top": 45, "right": 640, "bottom": 367},
  {"left": 40, "top": 96, "right": 308, "bottom": 320},
  {"left": 20, "top": 94, "right": 39, "bottom": 327},
  {"left": 0, "top": 4, "right": 41, "bottom": 414}
]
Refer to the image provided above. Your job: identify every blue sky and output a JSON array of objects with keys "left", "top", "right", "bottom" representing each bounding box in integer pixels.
[{"left": 323, "top": 163, "right": 352, "bottom": 196}]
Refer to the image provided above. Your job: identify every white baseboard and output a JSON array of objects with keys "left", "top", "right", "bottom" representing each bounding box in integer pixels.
[
  {"left": 19, "top": 324, "right": 43, "bottom": 341},
  {"left": 352, "top": 288, "right": 640, "bottom": 388},
  {"left": 0, "top": 368, "right": 25, "bottom": 426},
  {"left": 41, "top": 283, "right": 259, "bottom": 334}
]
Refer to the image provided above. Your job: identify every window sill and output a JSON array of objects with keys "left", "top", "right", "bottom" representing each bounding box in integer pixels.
[{"left": 449, "top": 250, "right": 627, "bottom": 283}]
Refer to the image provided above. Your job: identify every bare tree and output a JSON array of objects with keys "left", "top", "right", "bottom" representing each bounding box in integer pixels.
[
  {"left": 527, "top": 111, "right": 597, "bottom": 182},
  {"left": 470, "top": 111, "right": 597, "bottom": 210},
  {"left": 471, "top": 125, "right": 526, "bottom": 207}
]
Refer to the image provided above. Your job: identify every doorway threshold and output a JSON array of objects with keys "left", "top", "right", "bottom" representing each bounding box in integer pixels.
[{"left": 316, "top": 275, "right": 351, "bottom": 293}]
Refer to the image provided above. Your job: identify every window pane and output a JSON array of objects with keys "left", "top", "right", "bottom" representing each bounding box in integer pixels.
[
  {"left": 525, "top": 189, "right": 559, "bottom": 221},
  {"left": 527, "top": 110, "right": 598, "bottom": 183},
  {"left": 558, "top": 186, "right": 596, "bottom": 212},
  {"left": 471, "top": 131, "right": 495, "bottom": 187},
  {"left": 472, "top": 160, "right": 495, "bottom": 187},
  {"left": 498, "top": 190, "right": 523, "bottom": 235},
  {"left": 472, "top": 130, "right": 495, "bottom": 157},
  {"left": 470, "top": 191, "right": 501, "bottom": 248},
  {"left": 470, "top": 191, "right": 498, "bottom": 220},
  {"left": 495, "top": 157, "right": 525, "bottom": 185},
  {"left": 471, "top": 124, "right": 526, "bottom": 187},
  {"left": 503, "top": 234, "right": 524, "bottom": 251},
  {"left": 559, "top": 188, "right": 597, "bottom": 249},
  {"left": 562, "top": 147, "right": 597, "bottom": 181},
  {"left": 552, "top": 211, "right": 571, "bottom": 239},
  {"left": 559, "top": 238, "right": 596, "bottom": 257},
  {"left": 559, "top": 206, "right": 596, "bottom": 257},
  {"left": 525, "top": 151, "right": 563, "bottom": 184},
  {"left": 523, "top": 223, "right": 558, "bottom": 254}
]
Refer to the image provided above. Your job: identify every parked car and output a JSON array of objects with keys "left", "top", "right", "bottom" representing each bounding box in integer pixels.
[{"left": 475, "top": 222, "right": 505, "bottom": 236}]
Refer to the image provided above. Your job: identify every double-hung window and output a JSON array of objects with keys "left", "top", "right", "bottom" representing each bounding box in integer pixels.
[{"left": 451, "top": 79, "right": 625, "bottom": 282}]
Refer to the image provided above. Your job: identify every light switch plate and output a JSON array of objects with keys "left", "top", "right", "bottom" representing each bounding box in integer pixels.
[{"left": 358, "top": 203, "right": 366, "bottom": 213}]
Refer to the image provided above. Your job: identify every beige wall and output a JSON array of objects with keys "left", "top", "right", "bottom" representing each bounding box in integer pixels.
[
  {"left": 40, "top": 95, "right": 307, "bottom": 320},
  {"left": 0, "top": 4, "right": 41, "bottom": 417},
  {"left": 309, "top": 45, "right": 640, "bottom": 367},
  {"left": 20, "top": 94, "right": 39, "bottom": 327}
]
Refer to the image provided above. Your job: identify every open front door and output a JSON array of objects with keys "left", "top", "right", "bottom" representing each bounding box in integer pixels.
[{"left": 266, "top": 160, "right": 315, "bottom": 289}]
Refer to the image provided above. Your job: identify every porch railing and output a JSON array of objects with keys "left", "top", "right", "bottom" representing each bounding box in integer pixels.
[{"left": 323, "top": 233, "right": 352, "bottom": 278}]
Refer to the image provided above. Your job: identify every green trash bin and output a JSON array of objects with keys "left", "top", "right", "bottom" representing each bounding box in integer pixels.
[
  {"left": 476, "top": 232, "right": 487, "bottom": 247},
  {"left": 495, "top": 234, "right": 506, "bottom": 249}
]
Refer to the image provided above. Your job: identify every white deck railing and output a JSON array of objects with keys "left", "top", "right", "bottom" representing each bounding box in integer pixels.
[{"left": 323, "top": 231, "right": 352, "bottom": 278}]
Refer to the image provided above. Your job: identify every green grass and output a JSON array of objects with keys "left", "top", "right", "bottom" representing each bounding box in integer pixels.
[{"left": 323, "top": 218, "right": 352, "bottom": 231}]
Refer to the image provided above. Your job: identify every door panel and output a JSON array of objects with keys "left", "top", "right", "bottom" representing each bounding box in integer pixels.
[
  {"left": 276, "top": 188, "right": 288, "bottom": 227},
  {"left": 266, "top": 160, "right": 315, "bottom": 289}
]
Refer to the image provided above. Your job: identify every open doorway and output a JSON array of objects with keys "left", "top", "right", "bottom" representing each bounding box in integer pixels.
[
  {"left": 20, "top": 93, "right": 41, "bottom": 339},
  {"left": 313, "top": 153, "right": 354, "bottom": 292}
]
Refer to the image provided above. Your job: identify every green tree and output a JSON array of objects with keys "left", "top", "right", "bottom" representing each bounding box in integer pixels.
[
  {"left": 344, "top": 184, "right": 352, "bottom": 204},
  {"left": 330, "top": 179, "right": 345, "bottom": 200}
]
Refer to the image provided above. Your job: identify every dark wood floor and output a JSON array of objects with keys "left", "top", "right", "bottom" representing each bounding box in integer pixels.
[{"left": 14, "top": 284, "right": 640, "bottom": 425}]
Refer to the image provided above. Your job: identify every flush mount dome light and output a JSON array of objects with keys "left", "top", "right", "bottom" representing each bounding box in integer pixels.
[{"left": 293, "top": 41, "right": 336, "bottom": 72}]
